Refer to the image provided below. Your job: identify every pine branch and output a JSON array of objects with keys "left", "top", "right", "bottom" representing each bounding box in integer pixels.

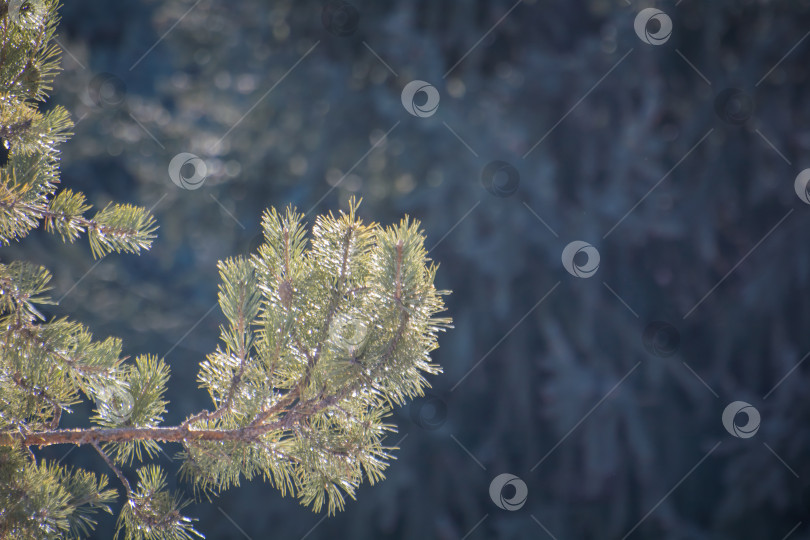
[
  {"left": 1, "top": 200, "right": 451, "bottom": 521},
  {"left": 1, "top": 196, "right": 159, "bottom": 257},
  {"left": 0, "top": 0, "right": 451, "bottom": 533}
]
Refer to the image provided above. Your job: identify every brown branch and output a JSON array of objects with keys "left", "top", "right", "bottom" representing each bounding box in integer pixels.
[
  {"left": 283, "top": 227, "right": 291, "bottom": 279},
  {"left": 50, "top": 404, "right": 61, "bottom": 429},
  {"left": 1, "top": 377, "right": 352, "bottom": 450},
  {"left": 394, "top": 239, "right": 403, "bottom": 301},
  {"left": 93, "top": 442, "right": 181, "bottom": 531},
  {"left": 4, "top": 369, "right": 350, "bottom": 448},
  {"left": 0, "top": 319, "right": 410, "bottom": 466},
  {"left": 92, "top": 442, "right": 132, "bottom": 498},
  {"left": 0, "top": 198, "right": 147, "bottom": 243},
  {"left": 1, "top": 420, "right": 281, "bottom": 449},
  {"left": 248, "top": 387, "right": 300, "bottom": 428}
]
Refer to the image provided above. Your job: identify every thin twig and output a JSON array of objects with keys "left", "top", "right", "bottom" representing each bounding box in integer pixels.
[{"left": 92, "top": 442, "right": 132, "bottom": 498}]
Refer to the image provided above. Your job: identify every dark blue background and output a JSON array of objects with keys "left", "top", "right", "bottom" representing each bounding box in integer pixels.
[{"left": 14, "top": 0, "right": 810, "bottom": 538}]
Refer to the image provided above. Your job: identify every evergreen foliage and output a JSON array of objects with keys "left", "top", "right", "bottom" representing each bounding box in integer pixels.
[
  {"left": 0, "top": 1, "right": 451, "bottom": 538},
  {"left": 183, "top": 204, "right": 450, "bottom": 514}
]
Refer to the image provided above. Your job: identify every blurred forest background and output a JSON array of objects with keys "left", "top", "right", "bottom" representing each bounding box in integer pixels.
[{"left": 5, "top": 0, "right": 810, "bottom": 538}]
